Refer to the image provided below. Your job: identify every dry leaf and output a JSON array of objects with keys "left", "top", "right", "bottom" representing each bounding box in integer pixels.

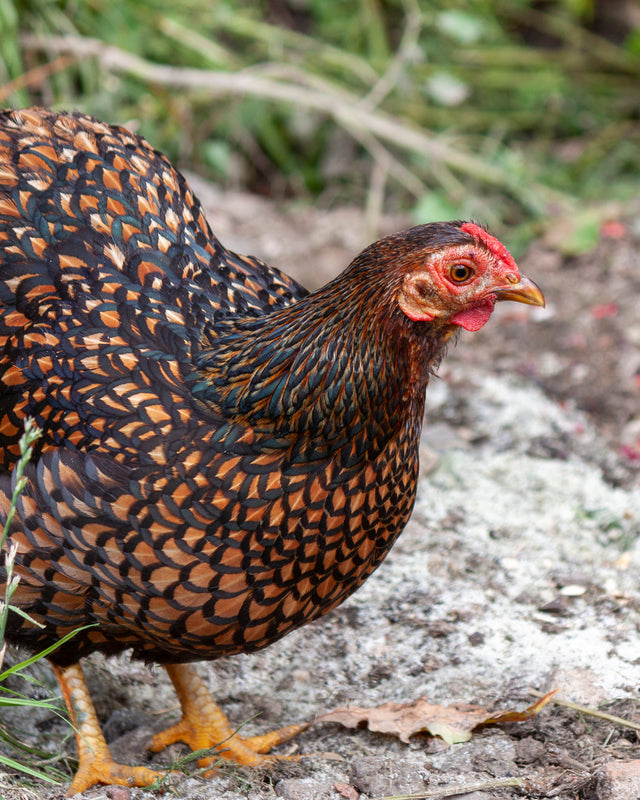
[{"left": 317, "top": 690, "right": 557, "bottom": 746}]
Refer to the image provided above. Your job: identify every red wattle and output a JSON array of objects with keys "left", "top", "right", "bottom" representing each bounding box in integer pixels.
[{"left": 450, "top": 300, "right": 495, "bottom": 332}]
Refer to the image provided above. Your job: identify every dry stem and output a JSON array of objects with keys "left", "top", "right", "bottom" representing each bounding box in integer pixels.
[
  {"left": 529, "top": 688, "right": 640, "bottom": 733},
  {"left": 20, "top": 34, "right": 565, "bottom": 213}
]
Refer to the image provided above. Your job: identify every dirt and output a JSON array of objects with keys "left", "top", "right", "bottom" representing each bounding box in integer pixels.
[{"left": 2, "top": 181, "right": 639, "bottom": 800}]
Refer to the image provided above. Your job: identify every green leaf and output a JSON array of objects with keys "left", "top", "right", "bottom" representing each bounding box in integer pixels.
[
  {"left": 0, "top": 696, "right": 63, "bottom": 709},
  {"left": 0, "top": 753, "right": 59, "bottom": 783},
  {"left": 436, "top": 10, "right": 486, "bottom": 45},
  {"left": 0, "top": 625, "right": 95, "bottom": 681},
  {"left": 545, "top": 210, "right": 601, "bottom": 255},
  {"left": 5, "top": 605, "right": 45, "bottom": 627}
]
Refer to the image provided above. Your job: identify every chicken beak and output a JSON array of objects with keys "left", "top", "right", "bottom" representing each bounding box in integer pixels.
[{"left": 492, "top": 276, "right": 545, "bottom": 308}]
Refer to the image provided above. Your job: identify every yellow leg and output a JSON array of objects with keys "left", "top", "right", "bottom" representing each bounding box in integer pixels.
[
  {"left": 149, "top": 663, "right": 309, "bottom": 768},
  {"left": 52, "top": 662, "right": 167, "bottom": 796}
]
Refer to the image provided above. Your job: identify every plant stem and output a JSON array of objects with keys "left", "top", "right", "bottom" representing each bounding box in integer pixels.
[
  {"left": 0, "top": 418, "right": 41, "bottom": 551},
  {"left": 21, "top": 34, "right": 571, "bottom": 214},
  {"left": 0, "top": 418, "right": 42, "bottom": 666}
]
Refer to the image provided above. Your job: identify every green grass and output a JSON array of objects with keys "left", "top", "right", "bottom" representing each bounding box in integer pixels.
[
  {"left": 0, "top": 419, "right": 79, "bottom": 787},
  {"left": 1, "top": 2, "right": 640, "bottom": 242},
  {"left": 0, "top": 417, "right": 42, "bottom": 659}
]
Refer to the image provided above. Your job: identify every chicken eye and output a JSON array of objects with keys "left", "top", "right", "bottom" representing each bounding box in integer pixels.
[{"left": 449, "top": 264, "right": 474, "bottom": 283}]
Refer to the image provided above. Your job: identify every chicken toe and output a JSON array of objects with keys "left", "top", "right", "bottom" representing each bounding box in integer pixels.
[
  {"left": 149, "top": 663, "right": 309, "bottom": 767},
  {"left": 52, "top": 663, "right": 168, "bottom": 796}
]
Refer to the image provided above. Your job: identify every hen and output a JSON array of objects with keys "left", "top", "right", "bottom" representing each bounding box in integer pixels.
[{"left": 0, "top": 107, "right": 544, "bottom": 794}]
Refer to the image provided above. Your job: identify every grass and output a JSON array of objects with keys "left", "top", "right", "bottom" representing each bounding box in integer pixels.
[
  {"left": 0, "top": 417, "right": 42, "bottom": 668},
  {"left": 0, "top": 0, "right": 638, "bottom": 250},
  {"left": 0, "top": 419, "right": 78, "bottom": 787}
]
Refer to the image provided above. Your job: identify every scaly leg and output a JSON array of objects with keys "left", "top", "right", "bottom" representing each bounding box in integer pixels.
[
  {"left": 149, "top": 663, "right": 309, "bottom": 768},
  {"left": 52, "top": 662, "right": 167, "bottom": 796}
]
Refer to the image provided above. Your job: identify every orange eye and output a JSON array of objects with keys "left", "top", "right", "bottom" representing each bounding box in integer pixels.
[{"left": 450, "top": 264, "right": 474, "bottom": 283}]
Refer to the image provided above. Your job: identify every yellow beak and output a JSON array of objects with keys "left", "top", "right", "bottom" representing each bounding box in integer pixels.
[{"left": 493, "top": 275, "right": 545, "bottom": 307}]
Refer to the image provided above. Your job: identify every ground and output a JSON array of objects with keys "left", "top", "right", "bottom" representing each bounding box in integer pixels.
[{"left": 2, "top": 181, "right": 639, "bottom": 800}]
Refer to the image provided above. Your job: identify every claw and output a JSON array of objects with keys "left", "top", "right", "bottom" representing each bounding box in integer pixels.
[
  {"left": 150, "top": 664, "right": 308, "bottom": 768},
  {"left": 51, "top": 662, "right": 170, "bottom": 796},
  {"left": 52, "top": 660, "right": 309, "bottom": 795}
]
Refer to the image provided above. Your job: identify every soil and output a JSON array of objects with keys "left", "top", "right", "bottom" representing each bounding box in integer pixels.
[{"left": 2, "top": 180, "right": 639, "bottom": 800}]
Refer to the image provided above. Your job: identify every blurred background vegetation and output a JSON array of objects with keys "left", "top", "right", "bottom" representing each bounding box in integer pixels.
[{"left": 1, "top": 0, "right": 640, "bottom": 252}]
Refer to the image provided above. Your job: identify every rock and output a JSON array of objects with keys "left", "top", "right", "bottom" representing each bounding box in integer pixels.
[
  {"left": 108, "top": 724, "right": 158, "bottom": 768},
  {"left": 104, "top": 787, "right": 132, "bottom": 800},
  {"left": 428, "top": 732, "right": 517, "bottom": 773},
  {"left": 349, "top": 756, "right": 428, "bottom": 797},
  {"left": 102, "top": 709, "right": 153, "bottom": 742},
  {"left": 552, "top": 668, "right": 609, "bottom": 707},
  {"left": 275, "top": 778, "right": 335, "bottom": 799},
  {"left": 514, "top": 736, "right": 545, "bottom": 765},
  {"left": 596, "top": 761, "right": 640, "bottom": 800}
]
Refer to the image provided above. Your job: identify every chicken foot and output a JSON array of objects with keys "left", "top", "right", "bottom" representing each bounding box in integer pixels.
[
  {"left": 52, "top": 662, "right": 167, "bottom": 796},
  {"left": 149, "top": 663, "right": 309, "bottom": 768}
]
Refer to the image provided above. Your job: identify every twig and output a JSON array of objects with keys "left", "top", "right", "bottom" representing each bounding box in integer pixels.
[
  {"left": 360, "top": 0, "right": 422, "bottom": 110},
  {"left": 158, "top": 17, "right": 239, "bottom": 69},
  {"left": 20, "top": 34, "right": 565, "bottom": 213},
  {"left": 500, "top": 4, "right": 639, "bottom": 73},
  {"left": 364, "top": 159, "right": 388, "bottom": 244},
  {"left": 343, "top": 122, "right": 427, "bottom": 199},
  {"left": 528, "top": 688, "right": 640, "bottom": 733},
  {"left": 241, "top": 61, "right": 357, "bottom": 101},
  {"left": 373, "top": 775, "right": 528, "bottom": 799},
  {"left": 209, "top": 9, "right": 378, "bottom": 84},
  {"left": 0, "top": 54, "right": 75, "bottom": 105}
]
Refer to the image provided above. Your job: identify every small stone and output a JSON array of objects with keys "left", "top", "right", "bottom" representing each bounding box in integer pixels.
[
  {"left": 350, "top": 756, "right": 427, "bottom": 797},
  {"left": 426, "top": 620, "right": 455, "bottom": 637},
  {"left": 514, "top": 736, "right": 545, "bottom": 765},
  {"left": 559, "top": 584, "right": 587, "bottom": 596},
  {"left": 422, "top": 654, "right": 444, "bottom": 673},
  {"left": 597, "top": 760, "right": 640, "bottom": 800},
  {"left": 552, "top": 571, "right": 590, "bottom": 588},
  {"left": 334, "top": 783, "right": 360, "bottom": 800},
  {"left": 538, "top": 596, "right": 569, "bottom": 616},
  {"left": 105, "top": 788, "right": 131, "bottom": 800},
  {"left": 275, "top": 777, "right": 335, "bottom": 800}
]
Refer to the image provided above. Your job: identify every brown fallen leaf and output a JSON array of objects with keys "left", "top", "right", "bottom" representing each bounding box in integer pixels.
[{"left": 316, "top": 690, "right": 557, "bottom": 746}]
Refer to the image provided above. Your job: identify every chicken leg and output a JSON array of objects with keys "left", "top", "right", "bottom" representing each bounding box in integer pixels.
[
  {"left": 149, "top": 663, "right": 309, "bottom": 768},
  {"left": 52, "top": 662, "right": 166, "bottom": 796},
  {"left": 54, "top": 661, "right": 307, "bottom": 795}
]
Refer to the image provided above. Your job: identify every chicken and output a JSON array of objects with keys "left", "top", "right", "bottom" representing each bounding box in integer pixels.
[{"left": 0, "top": 107, "right": 544, "bottom": 794}]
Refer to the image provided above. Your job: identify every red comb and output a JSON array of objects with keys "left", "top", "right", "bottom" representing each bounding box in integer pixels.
[{"left": 460, "top": 222, "right": 517, "bottom": 271}]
